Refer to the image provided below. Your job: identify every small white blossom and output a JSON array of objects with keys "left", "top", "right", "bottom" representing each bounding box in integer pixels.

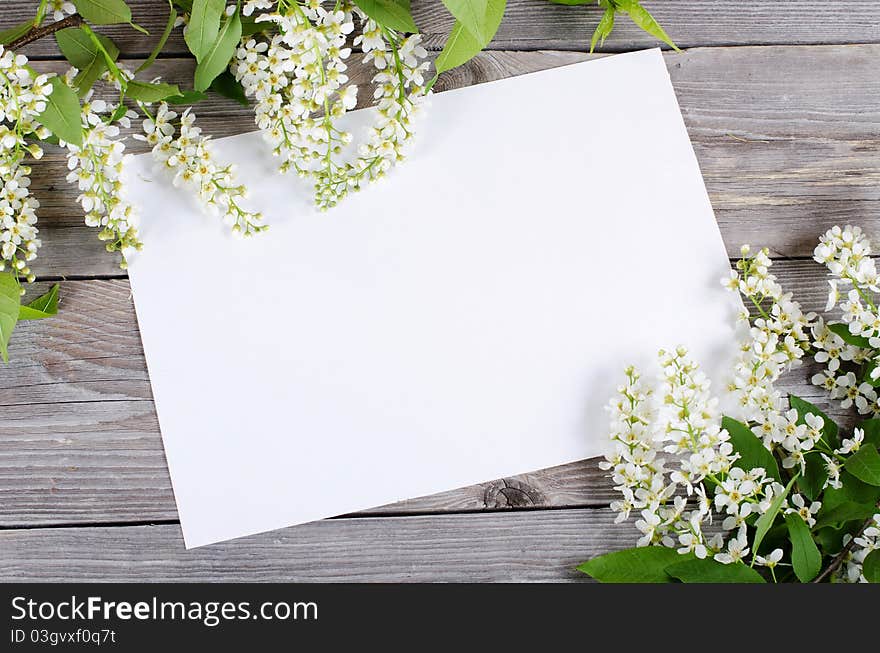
[
  {"left": 136, "top": 103, "right": 265, "bottom": 237},
  {"left": 64, "top": 87, "right": 142, "bottom": 267},
  {"left": 49, "top": 0, "right": 76, "bottom": 22},
  {"left": 785, "top": 493, "right": 821, "bottom": 528},
  {"left": 0, "top": 47, "right": 52, "bottom": 281}
]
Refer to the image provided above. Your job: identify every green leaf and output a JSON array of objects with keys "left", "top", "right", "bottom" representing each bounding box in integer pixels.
[
  {"left": 784, "top": 513, "right": 822, "bottom": 582},
  {"left": 56, "top": 27, "right": 119, "bottom": 95},
  {"left": 614, "top": 0, "right": 678, "bottom": 51},
  {"left": 789, "top": 394, "right": 838, "bottom": 447},
  {"left": 442, "top": 1, "right": 497, "bottom": 43},
  {"left": 800, "top": 452, "right": 828, "bottom": 501},
  {"left": 827, "top": 322, "right": 872, "bottom": 348},
  {"left": 857, "top": 419, "right": 880, "bottom": 448},
  {"left": 354, "top": 0, "right": 418, "bottom": 33},
  {"left": 814, "top": 526, "right": 848, "bottom": 555},
  {"left": 823, "top": 471, "right": 880, "bottom": 511},
  {"left": 0, "top": 273, "right": 22, "bottom": 364},
  {"left": 241, "top": 14, "right": 264, "bottom": 36},
  {"left": 56, "top": 27, "right": 103, "bottom": 69},
  {"left": 845, "top": 443, "right": 880, "bottom": 486},
  {"left": 209, "top": 70, "right": 248, "bottom": 106},
  {"left": 185, "top": 0, "right": 225, "bottom": 62},
  {"left": 137, "top": 3, "right": 178, "bottom": 73},
  {"left": 125, "top": 80, "right": 182, "bottom": 102},
  {"left": 36, "top": 77, "right": 82, "bottom": 147},
  {"left": 435, "top": 0, "right": 504, "bottom": 74},
  {"left": 814, "top": 501, "right": 877, "bottom": 531},
  {"left": 753, "top": 475, "right": 797, "bottom": 557},
  {"left": 577, "top": 546, "right": 685, "bottom": 583},
  {"left": 0, "top": 20, "right": 34, "bottom": 46},
  {"left": 193, "top": 7, "right": 242, "bottom": 92},
  {"left": 18, "top": 284, "right": 59, "bottom": 320},
  {"left": 665, "top": 557, "right": 765, "bottom": 584},
  {"left": 722, "top": 415, "right": 781, "bottom": 482},
  {"left": 864, "top": 550, "right": 880, "bottom": 583},
  {"left": 589, "top": 7, "right": 615, "bottom": 53},
  {"left": 72, "top": 0, "right": 133, "bottom": 25},
  {"left": 166, "top": 89, "right": 209, "bottom": 105}
]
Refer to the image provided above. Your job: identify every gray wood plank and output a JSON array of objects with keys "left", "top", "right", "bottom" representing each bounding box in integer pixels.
[
  {"left": 9, "top": 0, "right": 880, "bottom": 59},
  {"left": 21, "top": 45, "right": 880, "bottom": 278},
  {"left": 0, "top": 509, "right": 627, "bottom": 582},
  {"left": 0, "top": 259, "right": 861, "bottom": 526}
]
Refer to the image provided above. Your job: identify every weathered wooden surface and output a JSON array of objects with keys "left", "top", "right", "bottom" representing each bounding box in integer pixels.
[
  {"left": 11, "top": 1, "right": 880, "bottom": 58},
  {"left": 0, "top": 509, "right": 628, "bottom": 582},
  {"left": 1, "top": 2, "right": 878, "bottom": 581}
]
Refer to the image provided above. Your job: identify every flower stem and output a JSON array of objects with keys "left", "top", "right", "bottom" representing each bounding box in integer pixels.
[
  {"left": 6, "top": 13, "right": 85, "bottom": 50},
  {"left": 812, "top": 498, "right": 880, "bottom": 582}
]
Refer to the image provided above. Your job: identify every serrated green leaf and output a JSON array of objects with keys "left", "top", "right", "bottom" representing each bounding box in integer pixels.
[
  {"left": 665, "top": 557, "right": 765, "bottom": 584},
  {"left": 827, "top": 322, "right": 872, "bottom": 348},
  {"left": 800, "top": 452, "right": 828, "bottom": 501},
  {"left": 0, "top": 20, "right": 34, "bottom": 46},
  {"left": 814, "top": 501, "right": 877, "bottom": 531},
  {"left": 209, "top": 70, "right": 248, "bottom": 106},
  {"left": 56, "top": 28, "right": 102, "bottom": 69},
  {"left": 789, "top": 394, "right": 838, "bottom": 447},
  {"left": 864, "top": 549, "right": 880, "bottom": 582},
  {"left": 785, "top": 512, "right": 822, "bottom": 582},
  {"left": 0, "top": 273, "right": 21, "bottom": 364},
  {"left": 125, "top": 80, "right": 182, "bottom": 102},
  {"left": 56, "top": 27, "right": 119, "bottom": 96},
  {"left": 753, "top": 475, "right": 797, "bottom": 558},
  {"left": 615, "top": 0, "right": 678, "bottom": 51},
  {"left": 814, "top": 525, "right": 847, "bottom": 555},
  {"left": 435, "top": 0, "right": 504, "bottom": 74},
  {"left": 18, "top": 284, "right": 59, "bottom": 320},
  {"left": 185, "top": 0, "right": 225, "bottom": 62},
  {"left": 845, "top": 443, "right": 880, "bottom": 486},
  {"left": 194, "top": 7, "right": 241, "bottom": 92},
  {"left": 589, "top": 7, "right": 615, "bottom": 53},
  {"left": 36, "top": 77, "right": 82, "bottom": 147},
  {"left": 137, "top": 3, "right": 178, "bottom": 73},
  {"left": 722, "top": 415, "right": 781, "bottom": 482},
  {"left": 577, "top": 546, "right": 686, "bottom": 583},
  {"left": 354, "top": 0, "right": 418, "bottom": 33},
  {"left": 72, "top": 0, "right": 133, "bottom": 25}
]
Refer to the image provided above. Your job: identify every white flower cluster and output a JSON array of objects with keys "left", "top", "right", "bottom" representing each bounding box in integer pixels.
[
  {"left": 232, "top": 1, "right": 429, "bottom": 209},
  {"left": 813, "top": 225, "right": 880, "bottom": 416},
  {"left": 841, "top": 513, "right": 880, "bottom": 582},
  {"left": 136, "top": 103, "right": 265, "bottom": 236},
  {"left": 723, "top": 246, "right": 827, "bottom": 475},
  {"left": 0, "top": 48, "right": 51, "bottom": 282},
  {"left": 63, "top": 83, "right": 142, "bottom": 268},
  {"left": 601, "top": 347, "right": 789, "bottom": 568}
]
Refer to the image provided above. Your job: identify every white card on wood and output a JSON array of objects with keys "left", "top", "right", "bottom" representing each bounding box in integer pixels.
[{"left": 123, "top": 48, "right": 741, "bottom": 548}]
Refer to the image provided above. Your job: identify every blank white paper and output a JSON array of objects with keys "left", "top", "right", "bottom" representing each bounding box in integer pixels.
[{"left": 123, "top": 48, "right": 742, "bottom": 548}]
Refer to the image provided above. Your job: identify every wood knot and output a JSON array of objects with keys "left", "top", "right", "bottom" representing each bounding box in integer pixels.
[{"left": 483, "top": 478, "right": 546, "bottom": 509}]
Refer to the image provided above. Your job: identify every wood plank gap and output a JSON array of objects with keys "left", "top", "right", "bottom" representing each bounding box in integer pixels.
[{"left": 0, "top": 519, "right": 181, "bottom": 531}]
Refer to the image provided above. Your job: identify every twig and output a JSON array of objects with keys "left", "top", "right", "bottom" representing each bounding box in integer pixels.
[
  {"left": 6, "top": 14, "right": 85, "bottom": 50},
  {"left": 813, "top": 499, "right": 880, "bottom": 583}
]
